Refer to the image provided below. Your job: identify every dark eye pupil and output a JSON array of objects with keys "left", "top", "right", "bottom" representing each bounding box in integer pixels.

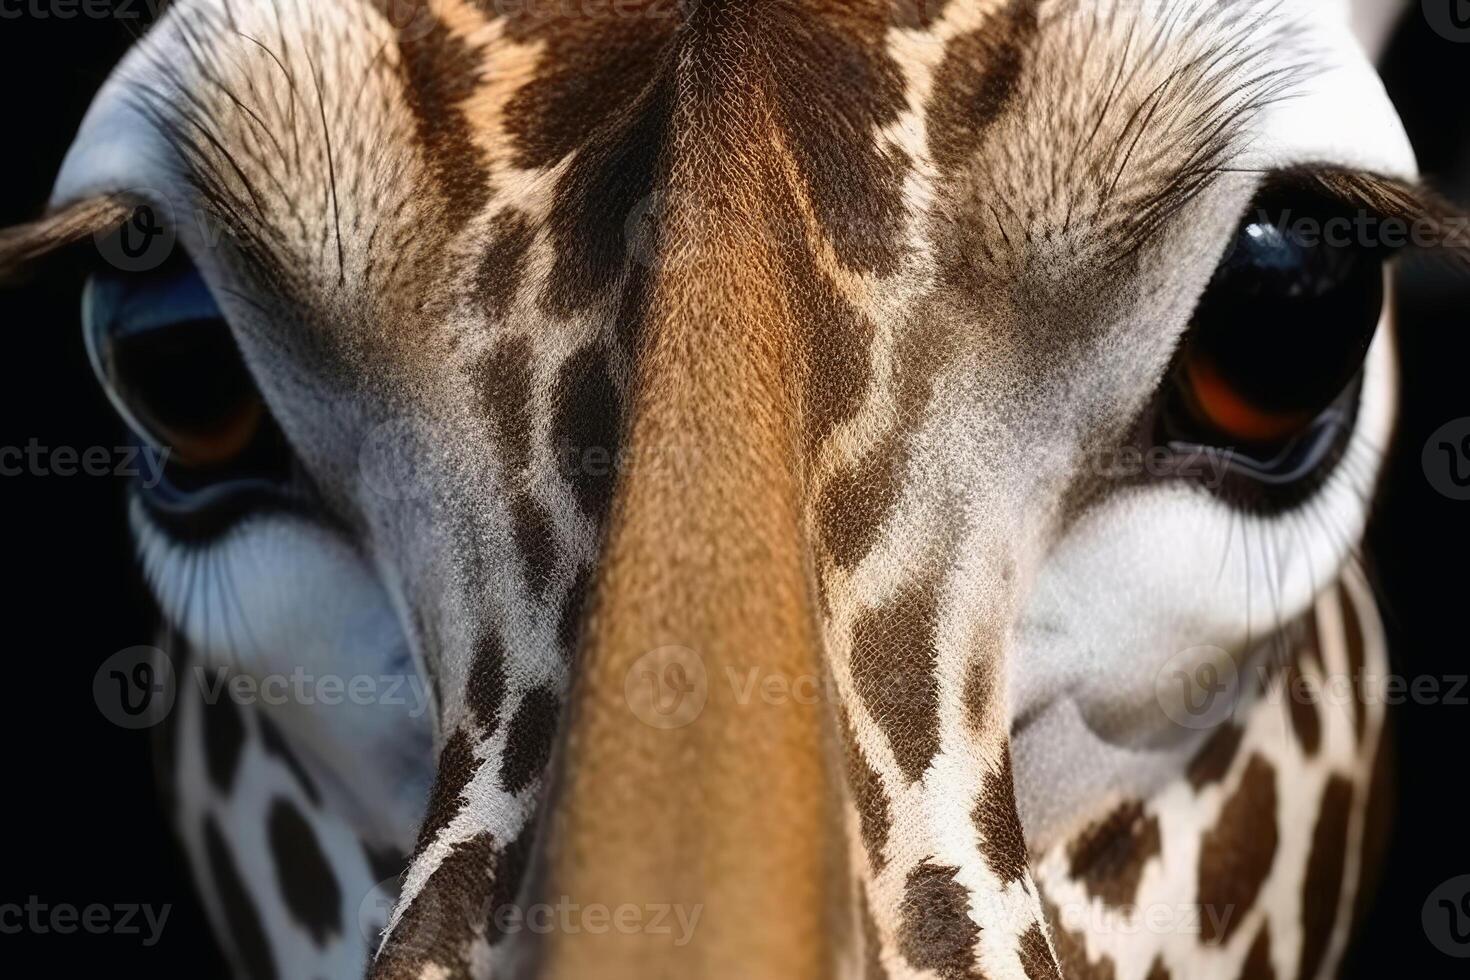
[
  {"left": 1166, "top": 186, "right": 1387, "bottom": 465},
  {"left": 84, "top": 238, "right": 297, "bottom": 537},
  {"left": 1185, "top": 190, "right": 1384, "bottom": 427}
]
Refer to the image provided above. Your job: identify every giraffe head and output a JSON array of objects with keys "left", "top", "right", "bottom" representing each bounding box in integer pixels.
[{"left": 3, "top": 0, "right": 1463, "bottom": 977}]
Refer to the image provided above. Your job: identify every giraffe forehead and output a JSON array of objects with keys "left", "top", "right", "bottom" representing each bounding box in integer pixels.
[{"left": 103, "top": 0, "right": 1305, "bottom": 377}]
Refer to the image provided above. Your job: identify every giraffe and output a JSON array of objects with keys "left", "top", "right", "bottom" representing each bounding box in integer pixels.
[{"left": 0, "top": 0, "right": 1458, "bottom": 977}]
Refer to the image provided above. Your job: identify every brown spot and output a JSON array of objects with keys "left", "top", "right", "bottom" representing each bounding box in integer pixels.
[
  {"left": 475, "top": 335, "right": 535, "bottom": 473},
  {"left": 267, "top": 798, "right": 342, "bottom": 947},
  {"left": 495, "top": 1, "right": 681, "bottom": 171},
  {"left": 536, "top": 50, "right": 674, "bottom": 314},
  {"left": 1187, "top": 722, "right": 1244, "bottom": 791},
  {"left": 412, "top": 729, "right": 479, "bottom": 857},
  {"left": 510, "top": 492, "right": 559, "bottom": 598},
  {"left": 375, "top": 817, "right": 535, "bottom": 976},
  {"left": 1145, "top": 957, "right": 1171, "bottom": 980},
  {"left": 499, "top": 686, "right": 560, "bottom": 795},
  {"left": 1018, "top": 922, "right": 1062, "bottom": 980},
  {"left": 1339, "top": 585, "right": 1368, "bottom": 742},
  {"left": 1043, "top": 896, "right": 1116, "bottom": 980},
  {"left": 814, "top": 283, "right": 958, "bottom": 567},
  {"left": 898, "top": 861, "right": 981, "bottom": 979},
  {"left": 466, "top": 631, "right": 508, "bottom": 733},
  {"left": 1241, "top": 924, "right": 1275, "bottom": 980},
  {"left": 926, "top": 0, "right": 1040, "bottom": 174},
  {"left": 1298, "top": 775, "right": 1353, "bottom": 980},
  {"left": 840, "top": 711, "right": 892, "bottom": 872},
  {"left": 850, "top": 577, "right": 942, "bottom": 783},
  {"left": 763, "top": 1, "right": 910, "bottom": 274},
  {"left": 1197, "top": 754, "right": 1279, "bottom": 944},
  {"left": 973, "top": 747, "right": 1029, "bottom": 885},
  {"left": 395, "top": 16, "right": 490, "bottom": 227},
  {"left": 476, "top": 211, "right": 537, "bottom": 322},
  {"left": 786, "top": 238, "right": 875, "bottom": 452},
  {"left": 818, "top": 430, "right": 906, "bottom": 569},
  {"left": 1066, "top": 800, "right": 1162, "bottom": 908},
  {"left": 552, "top": 342, "right": 621, "bottom": 526},
  {"left": 201, "top": 681, "right": 246, "bottom": 795},
  {"left": 1284, "top": 662, "right": 1322, "bottom": 757},
  {"left": 375, "top": 832, "right": 497, "bottom": 976}
]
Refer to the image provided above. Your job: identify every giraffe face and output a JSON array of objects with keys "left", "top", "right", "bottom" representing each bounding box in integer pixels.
[{"left": 21, "top": 0, "right": 1439, "bottom": 977}]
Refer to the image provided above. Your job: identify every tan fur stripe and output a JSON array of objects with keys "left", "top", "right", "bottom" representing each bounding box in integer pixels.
[{"left": 531, "top": 12, "right": 845, "bottom": 974}]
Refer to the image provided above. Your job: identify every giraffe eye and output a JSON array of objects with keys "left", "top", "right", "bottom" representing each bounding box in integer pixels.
[
  {"left": 1158, "top": 186, "right": 1389, "bottom": 492},
  {"left": 83, "top": 236, "right": 296, "bottom": 530}
]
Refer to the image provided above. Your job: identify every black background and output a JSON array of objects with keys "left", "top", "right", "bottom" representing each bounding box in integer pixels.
[{"left": 0, "top": 5, "right": 1466, "bottom": 976}]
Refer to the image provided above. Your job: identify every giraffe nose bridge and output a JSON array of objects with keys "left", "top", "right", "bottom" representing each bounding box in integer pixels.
[{"left": 524, "top": 101, "right": 850, "bottom": 980}]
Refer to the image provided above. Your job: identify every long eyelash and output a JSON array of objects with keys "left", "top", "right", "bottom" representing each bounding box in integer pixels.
[
  {"left": 117, "top": 0, "right": 386, "bottom": 294},
  {"left": 1219, "top": 432, "right": 1385, "bottom": 718},
  {"left": 0, "top": 196, "right": 132, "bottom": 283},
  {"left": 1285, "top": 165, "right": 1470, "bottom": 272}
]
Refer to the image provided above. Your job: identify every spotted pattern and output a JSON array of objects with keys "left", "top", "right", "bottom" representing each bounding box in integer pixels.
[
  {"left": 202, "top": 685, "right": 246, "bottom": 795},
  {"left": 84, "top": 2, "right": 1402, "bottom": 978},
  {"left": 1298, "top": 776, "right": 1354, "bottom": 980},
  {"left": 1198, "top": 754, "right": 1279, "bottom": 945},
  {"left": 1066, "top": 799, "right": 1162, "bottom": 908},
  {"left": 898, "top": 861, "right": 981, "bottom": 979},
  {"left": 267, "top": 798, "right": 343, "bottom": 947},
  {"left": 1241, "top": 925, "right": 1275, "bottom": 980},
  {"left": 850, "top": 575, "right": 943, "bottom": 784}
]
